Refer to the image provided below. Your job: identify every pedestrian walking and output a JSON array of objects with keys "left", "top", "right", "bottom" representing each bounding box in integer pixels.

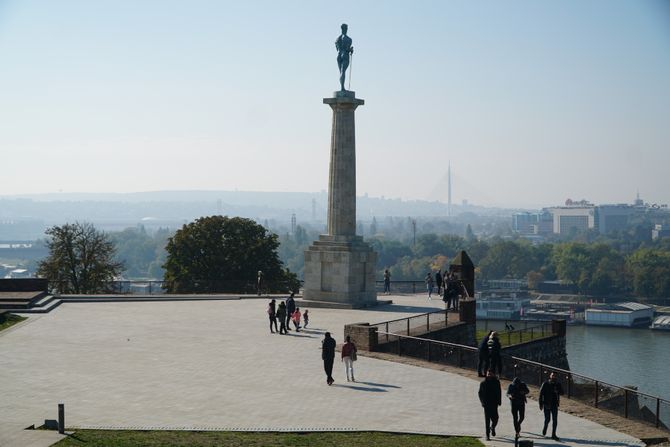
[
  {"left": 341, "top": 335, "right": 357, "bottom": 382},
  {"left": 267, "top": 299, "right": 278, "bottom": 333},
  {"left": 383, "top": 269, "right": 391, "bottom": 295},
  {"left": 444, "top": 272, "right": 457, "bottom": 309},
  {"left": 292, "top": 307, "right": 302, "bottom": 332},
  {"left": 322, "top": 332, "right": 336, "bottom": 385},
  {"left": 435, "top": 270, "right": 443, "bottom": 297},
  {"left": 539, "top": 372, "right": 564, "bottom": 441},
  {"left": 507, "top": 377, "right": 530, "bottom": 444},
  {"left": 487, "top": 331, "right": 502, "bottom": 375},
  {"left": 478, "top": 369, "right": 501, "bottom": 441},
  {"left": 303, "top": 309, "right": 309, "bottom": 328},
  {"left": 425, "top": 272, "right": 434, "bottom": 299},
  {"left": 478, "top": 330, "right": 493, "bottom": 376},
  {"left": 276, "top": 301, "right": 287, "bottom": 335},
  {"left": 286, "top": 292, "right": 296, "bottom": 331},
  {"left": 257, "top": 270, "right": 263, "bottom": 296}
]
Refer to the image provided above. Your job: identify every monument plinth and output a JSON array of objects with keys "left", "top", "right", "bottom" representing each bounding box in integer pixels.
[{"left": 303, "top": 91, "right": 377, "bottom": 306}]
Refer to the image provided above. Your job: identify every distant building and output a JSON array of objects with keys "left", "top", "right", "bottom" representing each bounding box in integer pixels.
[
  {"left": 546, "top": 202, "right": 595, "bottom": 235},
  {"left": 596, "top": 204, "right": 637, "bottom": 234},
  {"left": 652, "top": 224, "right": 670, "bottom": 240},
  {"left": 512, "top": 211, "right": 553, "bottom": 235},
  {"left": 475, "top": 289, "right": 531, "bottom": 320},
  {"left": 585, "top": 302, "right": 654, "bottom": 328}
]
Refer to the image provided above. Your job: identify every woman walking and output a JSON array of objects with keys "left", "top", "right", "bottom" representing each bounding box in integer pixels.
[
  {"left": 292, "top": 307, "right": 302, "bottom": 332},
  {"left": 342, "top": 335, "right": 357, "bottom": 382}
]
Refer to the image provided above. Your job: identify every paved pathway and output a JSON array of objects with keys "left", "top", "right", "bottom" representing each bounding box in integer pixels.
[{"left": 0, "top": 296, "right": 645, "bottom": 446}]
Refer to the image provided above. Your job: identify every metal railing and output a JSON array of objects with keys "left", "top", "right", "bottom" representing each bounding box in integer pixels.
[
  {"left": 374, "top": 279, "right": 470, "bottom": 296},
  {"left": 369, "top": 308, "right": 456, "bottom": 341},
  {"left": 476, "top": 321, "right": 554, "bottom": 347},
  {"left": 375, "top": 331, "right": 670, "bottom": 431},
  {"left": 48, "top": 279, "right": 299, "bottom": 295}
]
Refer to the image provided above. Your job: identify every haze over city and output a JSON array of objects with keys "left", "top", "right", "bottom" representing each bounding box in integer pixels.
[{"left": 1, "top": 0, "right": 669, "bottom": 208}]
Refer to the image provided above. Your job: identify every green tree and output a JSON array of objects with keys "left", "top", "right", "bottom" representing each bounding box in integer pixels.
[
  {"left": 627, "top": 248, "right": 670, "bottom": 298},
  {"left": 37, "top": 222, "right": 123, "bottom": 293},
  {"left": 163, "top": 216, "right": 299, "bottom": 293}
]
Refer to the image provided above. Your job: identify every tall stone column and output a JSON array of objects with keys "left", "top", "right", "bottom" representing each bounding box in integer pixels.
[
  {"left": 303, "top": 91, "right": 378, "bottom": 307},
  {"left": 325, "top": 94, "right": 363, "bottom": 237}
]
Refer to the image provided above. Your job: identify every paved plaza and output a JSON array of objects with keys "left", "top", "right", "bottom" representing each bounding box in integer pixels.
[{"left": 0, "top": 296, "right": 645, "bottom": 447}]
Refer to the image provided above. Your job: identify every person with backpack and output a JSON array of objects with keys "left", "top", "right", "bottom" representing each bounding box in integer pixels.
[
  {"left": 487, "top": 331, "right": 502, "bottom": 375},
  {"left": 478, "top": 330, "right": 493, "bottom": 376},
  {"left": 507, "top": 377, "right": 530, "bottom": 444}
]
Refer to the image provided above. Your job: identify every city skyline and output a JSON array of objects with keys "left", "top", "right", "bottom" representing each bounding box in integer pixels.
[{"left": 1, "top": 0, "right": 669, "bottom": 208}]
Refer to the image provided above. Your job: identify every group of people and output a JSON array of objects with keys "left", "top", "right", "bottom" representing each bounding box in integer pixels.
[
  {"left": 479, "top": 370, "right": 564, "bottom": 443},
  {"left": 424, "top": 269, "right": 462, "bottom": 309},
  {"left": 478, "top": 330, "right": 502, "bottom": 376},
  {"left": 266, "top": 293, "right": 309, "bottom": 335},
  {"left": 321, "top": 333, "right": 358, "bottom": 385}
]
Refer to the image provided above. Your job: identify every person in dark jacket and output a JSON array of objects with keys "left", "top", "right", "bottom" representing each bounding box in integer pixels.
[
  {"left": 507, "top": 377, "right": 530, "bottom": 443},
  {"left": 322, "top": 332, "right": 336, "bottom": 385},
  {"left": 539, "top": 372, "right": 564, "bottom": 441},
  {"left": 435, "top": 270, "right": 443, "bottom": 296},
  {"left": 478, "top": 369, "right": 501, "bottom": 440},
  {"left": 267, "top": 299, "right": 278, "bottom": 333},
  {"left": 477, "top": 330, "right": 493, "bottom": 376},
  {"left": 285, "top": 293, "right": 296, "bottom": 331},
  {"left": 276, "top": 302, "right": 287, "bottom": 335},
  {"left": 487, "top": 332, "right": 502, "bottom": 375}
]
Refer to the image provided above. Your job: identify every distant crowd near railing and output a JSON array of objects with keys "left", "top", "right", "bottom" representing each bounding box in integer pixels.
[
  {"left": 375, "top": 330, "right": 670, "bottom": 431},
  {"left": 48, "top": 280, "right": 297, "bottom": 296},
  {"left": 47, "top": 278, "right": 466, "bottom": 296}
]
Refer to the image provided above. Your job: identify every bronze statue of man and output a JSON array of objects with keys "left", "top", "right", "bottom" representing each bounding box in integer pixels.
[{"left": 335, "top": 23, "right": 354, "bottom": 91}]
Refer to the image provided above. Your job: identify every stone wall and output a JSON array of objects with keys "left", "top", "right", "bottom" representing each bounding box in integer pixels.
[{"left": 502, "top": 334, "right": 570, "bottom": 370}]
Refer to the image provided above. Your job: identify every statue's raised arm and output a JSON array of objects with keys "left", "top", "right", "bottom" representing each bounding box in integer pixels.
[{"left": 335, "top": 23, "right": 353, "bottom": 91}]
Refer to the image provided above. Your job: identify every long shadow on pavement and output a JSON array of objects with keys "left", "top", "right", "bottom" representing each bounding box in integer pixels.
[
  {"left": 521, "top": 433, "right": 641, "bottom": 447},
  {"left": 356, "top": 381, "right": 401, "bottom": 389},
  {"left": 331, "top": 383, "right": 387, "bottom": 392}
]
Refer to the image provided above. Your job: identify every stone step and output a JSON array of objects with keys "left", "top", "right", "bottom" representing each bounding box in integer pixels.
[{"left": 14, "top": 298, "right": 62, "bottom": 314}]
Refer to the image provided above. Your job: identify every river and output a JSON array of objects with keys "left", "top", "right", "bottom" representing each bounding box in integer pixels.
[{"left": 566, "top": 324, "right": 670, "bottom": 401}]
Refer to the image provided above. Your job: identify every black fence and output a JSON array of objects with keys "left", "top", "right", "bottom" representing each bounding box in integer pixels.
[
  {"left": 376, "top": 331, "right": 670, "bottom": 431},
  {"left": 369, "top": 308, "right": 455, "bottom": 340}
]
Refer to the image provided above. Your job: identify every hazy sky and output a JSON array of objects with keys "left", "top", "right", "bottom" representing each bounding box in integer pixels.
[{"left": 1, "top": 0, "right": 669, "bottom": 208}]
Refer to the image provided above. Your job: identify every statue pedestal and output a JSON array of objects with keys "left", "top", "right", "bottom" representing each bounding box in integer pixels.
[
  {"left": 303, "top": 235, "right": 377, "bottom": 305},
  {"left": 302, "top": 92, "right": 378, "bottom": 307}
]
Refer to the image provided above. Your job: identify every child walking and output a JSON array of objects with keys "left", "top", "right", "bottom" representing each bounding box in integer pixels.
[
  {"left": 303, "top": 309, "right": 309, "bottom": 328},
  {"left": 292, "top": 307, "right": 302, "bottom": 332}
]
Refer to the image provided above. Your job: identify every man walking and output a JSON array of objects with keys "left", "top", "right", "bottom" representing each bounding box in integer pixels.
[
  {"left": 285, "top": 292, "right": 296, "bottom": 331},
  {"left": 435, "top": 269, "right": 443, "bottom": 297},
  {"left": 507, "top": 377, "right": 530, "bottom": 444},
  {"left": 487, "top": 331, "right": 502, "bottom": 375},
  {"left": 322, "top": 332, "right": 336, "bottom": 385},
  {"left": 539, "top": 372, "right": 564, "bottom": 441},
  {"left": 478, "top": 369, "right": 501, "bottom": 441}
]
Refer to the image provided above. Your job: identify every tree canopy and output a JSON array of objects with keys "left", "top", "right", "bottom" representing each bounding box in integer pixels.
[
  {"left": 37, "top": 222, "right": 123, "bottom": 294},
  {"left": 163, "top": 216, "right": 299, "bottom": 293}
]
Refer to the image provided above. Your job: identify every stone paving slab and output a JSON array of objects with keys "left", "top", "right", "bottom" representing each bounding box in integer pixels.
[{"left": 0, "top": 296, "right": 645, "bottom": 447}]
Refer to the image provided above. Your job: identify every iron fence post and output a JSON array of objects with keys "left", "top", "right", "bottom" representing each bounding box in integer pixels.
[
  {"left": 398, "top": 336, "right": 401, "bottom": 356},
  {"left": 427, "top": 313, "right": 430, "bottom": 332},
  {"left": 538, "top": 368, "right": 543, "bottom": 387},
  {"left": 656, "top": 398, "right": 660, "bottom": 428},
  {"left": 519, "top": 330, "right": 522, "bottom": 344},
  {"left": 567, "top": 375, "right": 571, "bottom": 398},
  {"left": 595, "top": 381, "right": 599, "bottom": 408},
  {"left": 386, "top": 322, "right": 389, "bottom": 343},
  {"left": 427, "top": 341, "right": 431, "bottom": 362},
  {"left": 507, "top": 332, "right": 511, "bottom": 346},
  {"left": 531, "top": 328, "right": 534, "bottom": 340},
  {"left": 624, "top": 389, "right": 629, "bottom": 418},
  {"left": 513, "top": 363, "right": 517, "bottom": 378}
]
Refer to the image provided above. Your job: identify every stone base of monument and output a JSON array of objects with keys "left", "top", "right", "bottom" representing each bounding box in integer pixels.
[{"left": 302, "top": 235, "right": 381, "bottom": 308}]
